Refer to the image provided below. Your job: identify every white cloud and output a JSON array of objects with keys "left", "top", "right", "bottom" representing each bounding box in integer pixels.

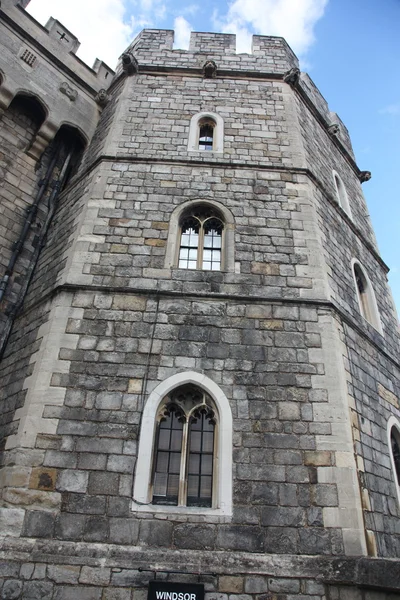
[
  {"left": 215, "top": 0, "right": 328, "bottom": 56},
  {"left": 174, "top": 16, "right": 192, "bottom": 50},
  {"left": 27, "top": 0, "right": 134, "bottom": 68},
  {"left": 379, "top": 104, "right": 400, "bottom": 116}
]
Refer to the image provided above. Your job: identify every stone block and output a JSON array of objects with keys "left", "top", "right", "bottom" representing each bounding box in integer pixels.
[
  {"left": 47, "top": 565, "right": 80, "bottom": 584},
  {"left": 55, "top": 513, "right": 86, "bottom": 540},
  {"left": 22, "top": 511, "right": 55, "bottom": 538},
  {"left": 20, "top": 564, "right": 34, "bottom": 580},
  {"left": 219, "top": 577, "right": 244, "bottom": 594},
  {"left": 244, "top": 577, "right": 268, "bottom": 594},
  {"left": 268, "top": 578, "right": 300, "bottom": 593},
  {"left": 95, "top": 392, "right": 123, "bottom": 409},
  {"left": 102, "top": 589, "right": 132, "bottom": 600},
  {"left": 83, "top": 516, "right": 109, "bottom": 542},
  {"left": 112, "top": 295, "right": 146, "bottom": 310},
  {"left": 57, "top": 470, "right": 89, "bottom": 493},
  {"left": 0, "top": 562, "right": 20, "bottom": 579},
  {"left": 304, "top": 451, "right": 332, "bottom": 466},
  {"left": 29, "top": 468, "right": 57, "bottom": 491},
  {"left": 79, "top": 567, "right": 111, "bottom": 585},
  {"left": 53, "top": 586, "right": 102, "bottom": 600},
  {"left": 1, "top": 580, "right": 22, "bottom": 600},
  {"left": 174, "top": 524, "right": 216, "bottom": 550},
  {"left": 88, "top": 472, "right": 119, "bottom": 495},
  {"left": 298, "top": 528, "right": 331, "bottom": 554},
  {"left": 261, "top": 506, "right": 305, "bottom": 527},
  {"left": 278, "top": 402, "right": 300, "bottom": 420},
  {"left": 264, "top": 527, "right": 299, "bottom": 554},
  {"left": 0, "top": 508, "right": 25, "bottom": 537},
  {"left": 62, "top": 492, "right": 106, "bottom": 514},
  {"left": 22, "top": 581, "right": 53, "bottom": 600},
  {"left": 216, "top": 526, "right": 263, "bottom": 552},
  {"left": 109, "top": 518, "right": 139, "bottom": 544},
  {"left": 139, "top": 520, "right": 173, "bottom": 547}
]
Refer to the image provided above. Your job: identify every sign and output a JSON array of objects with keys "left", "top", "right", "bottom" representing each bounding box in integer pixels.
[{"left": 148, "top": 581, "right": 204, "bottom": 600}]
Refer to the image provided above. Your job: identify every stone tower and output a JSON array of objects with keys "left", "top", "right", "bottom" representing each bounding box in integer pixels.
[{"left": 1, "top": 1, "right": 400, "bottom": 598}]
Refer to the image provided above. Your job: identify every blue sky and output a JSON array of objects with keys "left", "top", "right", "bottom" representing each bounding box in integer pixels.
[{"left": 27, "top": 0, "right": 400, "bottom": 315}]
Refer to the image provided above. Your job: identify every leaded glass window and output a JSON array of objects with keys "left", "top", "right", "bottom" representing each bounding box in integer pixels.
[
  {"left": 152, "top": 385, "right": 217, "bottom": 507},
  {"left": 178, "top": 209, "right": 224, "bottom": 271}
]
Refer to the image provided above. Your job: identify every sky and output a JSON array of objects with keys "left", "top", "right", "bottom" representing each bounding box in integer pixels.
[{"left": 26, "top": 0, "right": 400, "bottom": 316}]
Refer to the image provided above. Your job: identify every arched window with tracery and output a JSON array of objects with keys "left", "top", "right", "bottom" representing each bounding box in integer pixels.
[
  {"left": 352, "top": 260, "right": 383, "bottom": 334},
  {"left": 152, "top": 385, "right": 217, "bottom": 508},
  {"left": 178, "top": 207, "right": 224, "bottom": 271},
  {"left": 132, "top": 371, "right": 232, "bottom": 517}
]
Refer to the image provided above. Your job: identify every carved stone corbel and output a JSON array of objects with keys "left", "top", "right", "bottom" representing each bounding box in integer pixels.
[
  {"left": 328, "top": 123, "right": 340, "bottom": 136},
  {"left": 95, "top": 89, "right": 110, "bottom": 107},
  {"left": 203, "top": 60, "right": 217, "bottom": 79},
  {"left": 283, "top": 67, "right": 300, "bottom": 87},
  {"left": 359, "top": 171, "right": 372, "bottom": 183},
  {"left": 122, "top": 52, "right": 139, "bottom": 76},
  {"left": 59, "top": 82, "right": 77, "bottom": 102}
]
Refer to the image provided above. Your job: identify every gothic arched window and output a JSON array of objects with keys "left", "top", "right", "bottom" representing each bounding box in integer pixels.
[
  {"left": 152, "top": 385, "right": 217, "bottom": 507},
  {"left": 178, "top": 208, "right": 224, "bottom": 271},
  {"left": 132, "top": 371, "right": 233, "bottom": 517}
]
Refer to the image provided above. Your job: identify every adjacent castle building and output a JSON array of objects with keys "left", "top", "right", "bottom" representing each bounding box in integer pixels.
[{"left": 1, "top": 0, "right": 400, "bottom": 598}]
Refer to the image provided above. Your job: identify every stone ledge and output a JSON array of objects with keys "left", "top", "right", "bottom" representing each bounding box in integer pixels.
[{"left": 1, "top": 537, "right": 400, "bottom": 591}]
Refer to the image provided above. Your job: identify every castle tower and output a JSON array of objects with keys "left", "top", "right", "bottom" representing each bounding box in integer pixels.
[{"left": 1, "top": 3, "right": 400, "bottom": 598}]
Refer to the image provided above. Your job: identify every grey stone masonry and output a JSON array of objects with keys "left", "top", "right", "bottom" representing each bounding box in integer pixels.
[{"left": 0, "top": 17, "right": 400, "bottom": 599}]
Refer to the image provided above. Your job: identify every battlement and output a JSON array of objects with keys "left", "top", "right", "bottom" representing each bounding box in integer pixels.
[
  {"left": 127, "top": 29, "right": 299, "bottom": 71},
  {"left": 0, "top": 0, "right": 114, "bottom": 87}
]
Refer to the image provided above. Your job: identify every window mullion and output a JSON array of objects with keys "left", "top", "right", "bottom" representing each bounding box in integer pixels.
[
  {"left": 178, "top": 418, "right": 189, "bottom": 506},
  {"left": 198, "top": 224, "right": 204, "bottom": 269}
]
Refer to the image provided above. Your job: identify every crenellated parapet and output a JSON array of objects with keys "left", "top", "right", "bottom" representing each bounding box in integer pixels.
[{"left": 119, "top": 29, "right": 299, "bottom": 78}]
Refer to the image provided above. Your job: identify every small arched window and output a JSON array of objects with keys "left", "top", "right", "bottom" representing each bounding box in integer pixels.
[
  {"left": 352, "top": 260, "right": 383, "bottom": 334},
  {"left": 333, "top": 171, "right": 352, "bottom": 218},
  {"left": 188, "top": 112, "right": 224, "bottom": 153},
  {"left": 388, "top": 417, "right": 400, "bottom": 508},
  {"left": 153, "top": 385, "right": 216, "bottom": 507},
  {"left": 178, "top": 207, "right": 224, "bottom": 271}
]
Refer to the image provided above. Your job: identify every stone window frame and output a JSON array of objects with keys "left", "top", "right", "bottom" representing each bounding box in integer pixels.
[
  {"left": 351, "top": 258, "right": 383, "bottom": 335},
  {"left": 132, "top": 371, "right": 233, "bottom": 519},
  {"left": 332, "top": 170, "right": 352, "bottom": 218},
  {"left": 387, "top": 416, "right": 400, "bottom": 508},
  {"left": 164, "top": 199, "right": 235, "bottom": 273},
  {"left": 188, "top": 111, "right": 224, "bottom": 153},
  {"left": 152, "top": 387, "right": 217, "bottom": 507}
]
